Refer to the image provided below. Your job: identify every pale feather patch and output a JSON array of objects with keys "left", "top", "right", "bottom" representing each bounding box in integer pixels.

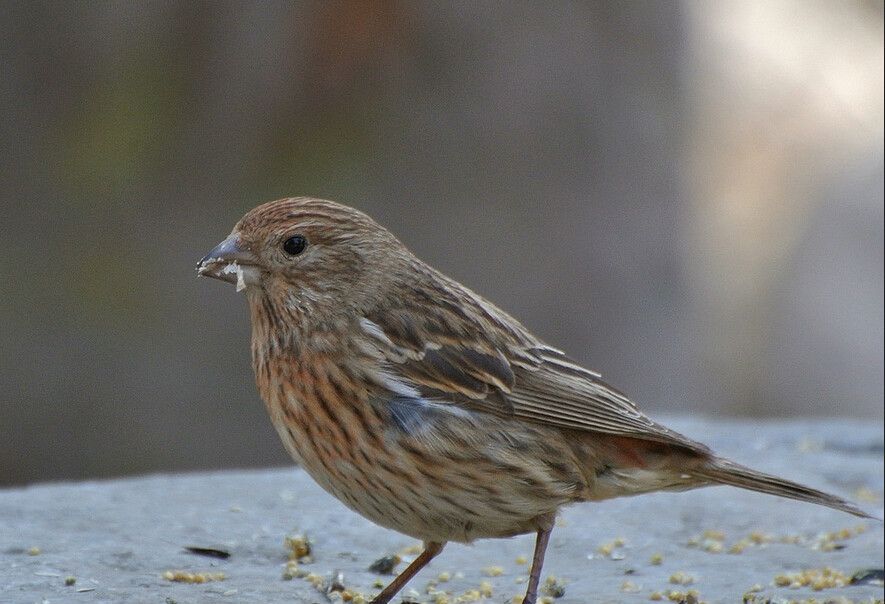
[
  {"left": 590, "top": 467, "right": 698, "bottom": 500},
  {"left": 374, "top": 365, "right": 473, "bottom": 434},
  {"left": 377, "top": 368, "right": 422, "bottom": 399},
  {"left": 358, "top": 317, "right": 433, "bottom": 362},
  {"left": 359, "top": 318, "right": 395, "bottom": 347}
]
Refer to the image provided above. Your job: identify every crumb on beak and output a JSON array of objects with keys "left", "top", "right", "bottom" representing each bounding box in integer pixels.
[{"left": 197, "top": 235, "right": 258, "bottom": 292}]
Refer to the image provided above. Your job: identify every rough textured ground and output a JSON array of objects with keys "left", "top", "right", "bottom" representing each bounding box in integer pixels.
[{"left": 2, "top": 418, "right": 883, "bottom": 604}]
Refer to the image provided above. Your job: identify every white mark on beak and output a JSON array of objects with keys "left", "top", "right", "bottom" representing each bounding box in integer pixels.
[{"left": 221, "top": 262, "right": 248, "bottom": 292}]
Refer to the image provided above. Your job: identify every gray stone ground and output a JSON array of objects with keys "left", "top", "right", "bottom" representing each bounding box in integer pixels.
[{"left": 2, "top": 418, "right": 882, "bottom": 604}]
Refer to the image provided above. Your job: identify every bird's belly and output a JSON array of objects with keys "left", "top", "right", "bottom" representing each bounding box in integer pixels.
[
  {"left": 295, "top": 442, "right": 569, "bottom": 543},
  {"left": 268, "top": 397, "right": 585, "bottom": 543}
]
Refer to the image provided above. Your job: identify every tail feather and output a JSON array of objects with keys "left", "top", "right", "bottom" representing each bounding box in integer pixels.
[{"left": 694, "top": 458, "right": 873, "bottom": 519}]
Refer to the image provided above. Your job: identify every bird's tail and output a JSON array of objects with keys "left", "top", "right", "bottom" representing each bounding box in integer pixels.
[{"left": 693, "top": 458, "right": 873, "bottom": 519}]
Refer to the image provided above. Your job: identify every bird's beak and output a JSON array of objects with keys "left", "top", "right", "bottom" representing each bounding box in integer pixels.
[{"left": 197, "top": 235, "right": 260, "bottom": 291}]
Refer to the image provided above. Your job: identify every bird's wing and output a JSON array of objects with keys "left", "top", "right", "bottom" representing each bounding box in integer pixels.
[{"left": 360, "top": 283, "right": 708, "bottom": 453}]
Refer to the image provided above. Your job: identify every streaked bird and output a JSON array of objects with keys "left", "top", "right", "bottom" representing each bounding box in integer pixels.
[{"left": 198, "top": 197, "right": 870, "bottom": 604}]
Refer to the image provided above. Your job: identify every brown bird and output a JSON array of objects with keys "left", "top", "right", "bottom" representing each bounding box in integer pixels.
[{"left": 197, "top": 197, "right": 869, "bottom": 604}]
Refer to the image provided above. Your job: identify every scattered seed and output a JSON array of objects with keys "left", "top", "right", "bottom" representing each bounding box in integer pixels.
[
  {"left": 669, "top": 571, "right": 695, "bottom": 586},
  {"left": 284, "top": 534, "right": 312, "bottom": 561},
  {"left": 482, "top": 566, "right": 504, "bottom": 577},
  {"left": 162, "top": 570, "right": 226, "bottom": 583},
  {"left": 773, "top": 567, "right": 851, "bottom": 590}
]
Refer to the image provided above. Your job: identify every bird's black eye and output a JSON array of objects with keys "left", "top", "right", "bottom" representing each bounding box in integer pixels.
[{"left": 282, "top": 235, "right": 307, "bottom": 256}]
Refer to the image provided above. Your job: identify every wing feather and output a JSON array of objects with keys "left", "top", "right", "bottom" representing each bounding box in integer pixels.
[{"left": 360, "top": 279, "right": 708, "bottom": 453}]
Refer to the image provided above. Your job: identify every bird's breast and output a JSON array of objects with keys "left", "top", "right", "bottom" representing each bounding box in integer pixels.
[{"left": 252, "top": 350, "right": 590, "bottom": 543}]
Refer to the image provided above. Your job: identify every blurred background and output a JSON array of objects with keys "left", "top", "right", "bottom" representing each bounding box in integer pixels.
[{"left": 1, "top": 1, "right": 882, "bottom": 486}]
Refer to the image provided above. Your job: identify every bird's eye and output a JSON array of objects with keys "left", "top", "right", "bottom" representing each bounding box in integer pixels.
[{"left": 282, "top": 235, "right": 307, "bottom": 256}]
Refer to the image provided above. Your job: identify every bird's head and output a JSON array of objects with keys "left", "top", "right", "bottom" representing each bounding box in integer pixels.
[{"left": 197, "top": 197, "right": 410, "bottom": 318}]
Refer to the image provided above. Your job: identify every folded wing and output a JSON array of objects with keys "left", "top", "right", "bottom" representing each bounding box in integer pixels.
[{"left": 360, "top": 280, "right": 709, "bottom": 454}]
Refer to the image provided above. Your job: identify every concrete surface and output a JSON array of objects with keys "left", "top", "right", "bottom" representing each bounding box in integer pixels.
[{"left": 1, "top": 418, "right": 883, "bottom": 604}]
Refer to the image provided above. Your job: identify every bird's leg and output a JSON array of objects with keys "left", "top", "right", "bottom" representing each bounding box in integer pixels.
[
  {"left": 370, "top": 541, "right": 445, "bottom": 604},
  {"left": 521, "top": 525, "right": 553, "bottom": 604}
]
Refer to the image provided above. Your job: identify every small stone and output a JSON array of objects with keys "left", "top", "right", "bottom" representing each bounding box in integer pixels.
[{"left": 368, "top": 554, "right": 401, "bottom": 575}]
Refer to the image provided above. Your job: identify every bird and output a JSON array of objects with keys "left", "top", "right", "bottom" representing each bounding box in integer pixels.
[{"left": 197, "top": 197, "right": 870, "bottom": 604}]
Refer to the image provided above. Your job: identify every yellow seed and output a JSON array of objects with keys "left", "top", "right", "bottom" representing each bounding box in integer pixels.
[
  {"left": 478, "top": 581, "right": 493, "bottom": 597},
  {"left": 748, "top": 531, "right": 771, "bottom": 544},
  {"left": 621, "top": 580, "right": 640, "bottom": 593},
  {"left": 283, "top": 534, "right": 312, "bottom": 560},
  {"left": 728, "top": 541, "right": 747, "bottom": 554},
  {"left": 702, "top": 530, "right": 725, "bottom": 541},
  {"left": 304, "top": 572, "right": 325, "bottom": 589},
  {"left": 282, "top": 559, "right": 305, "bottom": 580},
  {"left": 483, "top": 566, "right": 504, "bottom": 577},
  {"left": 702, "top": 541, "right": 723, "bottom": 554},
  {"left": 771, "top": 568, "right": 851, "bottom": 590},
  {"left": 669, "top": 571, "right": 695, "bottom": 585},
  {"left": 162, "top": 570, "right": 226, "bottom": 583}
]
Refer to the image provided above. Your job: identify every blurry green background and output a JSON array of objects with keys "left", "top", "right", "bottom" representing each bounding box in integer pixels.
[{"left": 1, "top": 1, "right": 882, "bottom": 486}]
